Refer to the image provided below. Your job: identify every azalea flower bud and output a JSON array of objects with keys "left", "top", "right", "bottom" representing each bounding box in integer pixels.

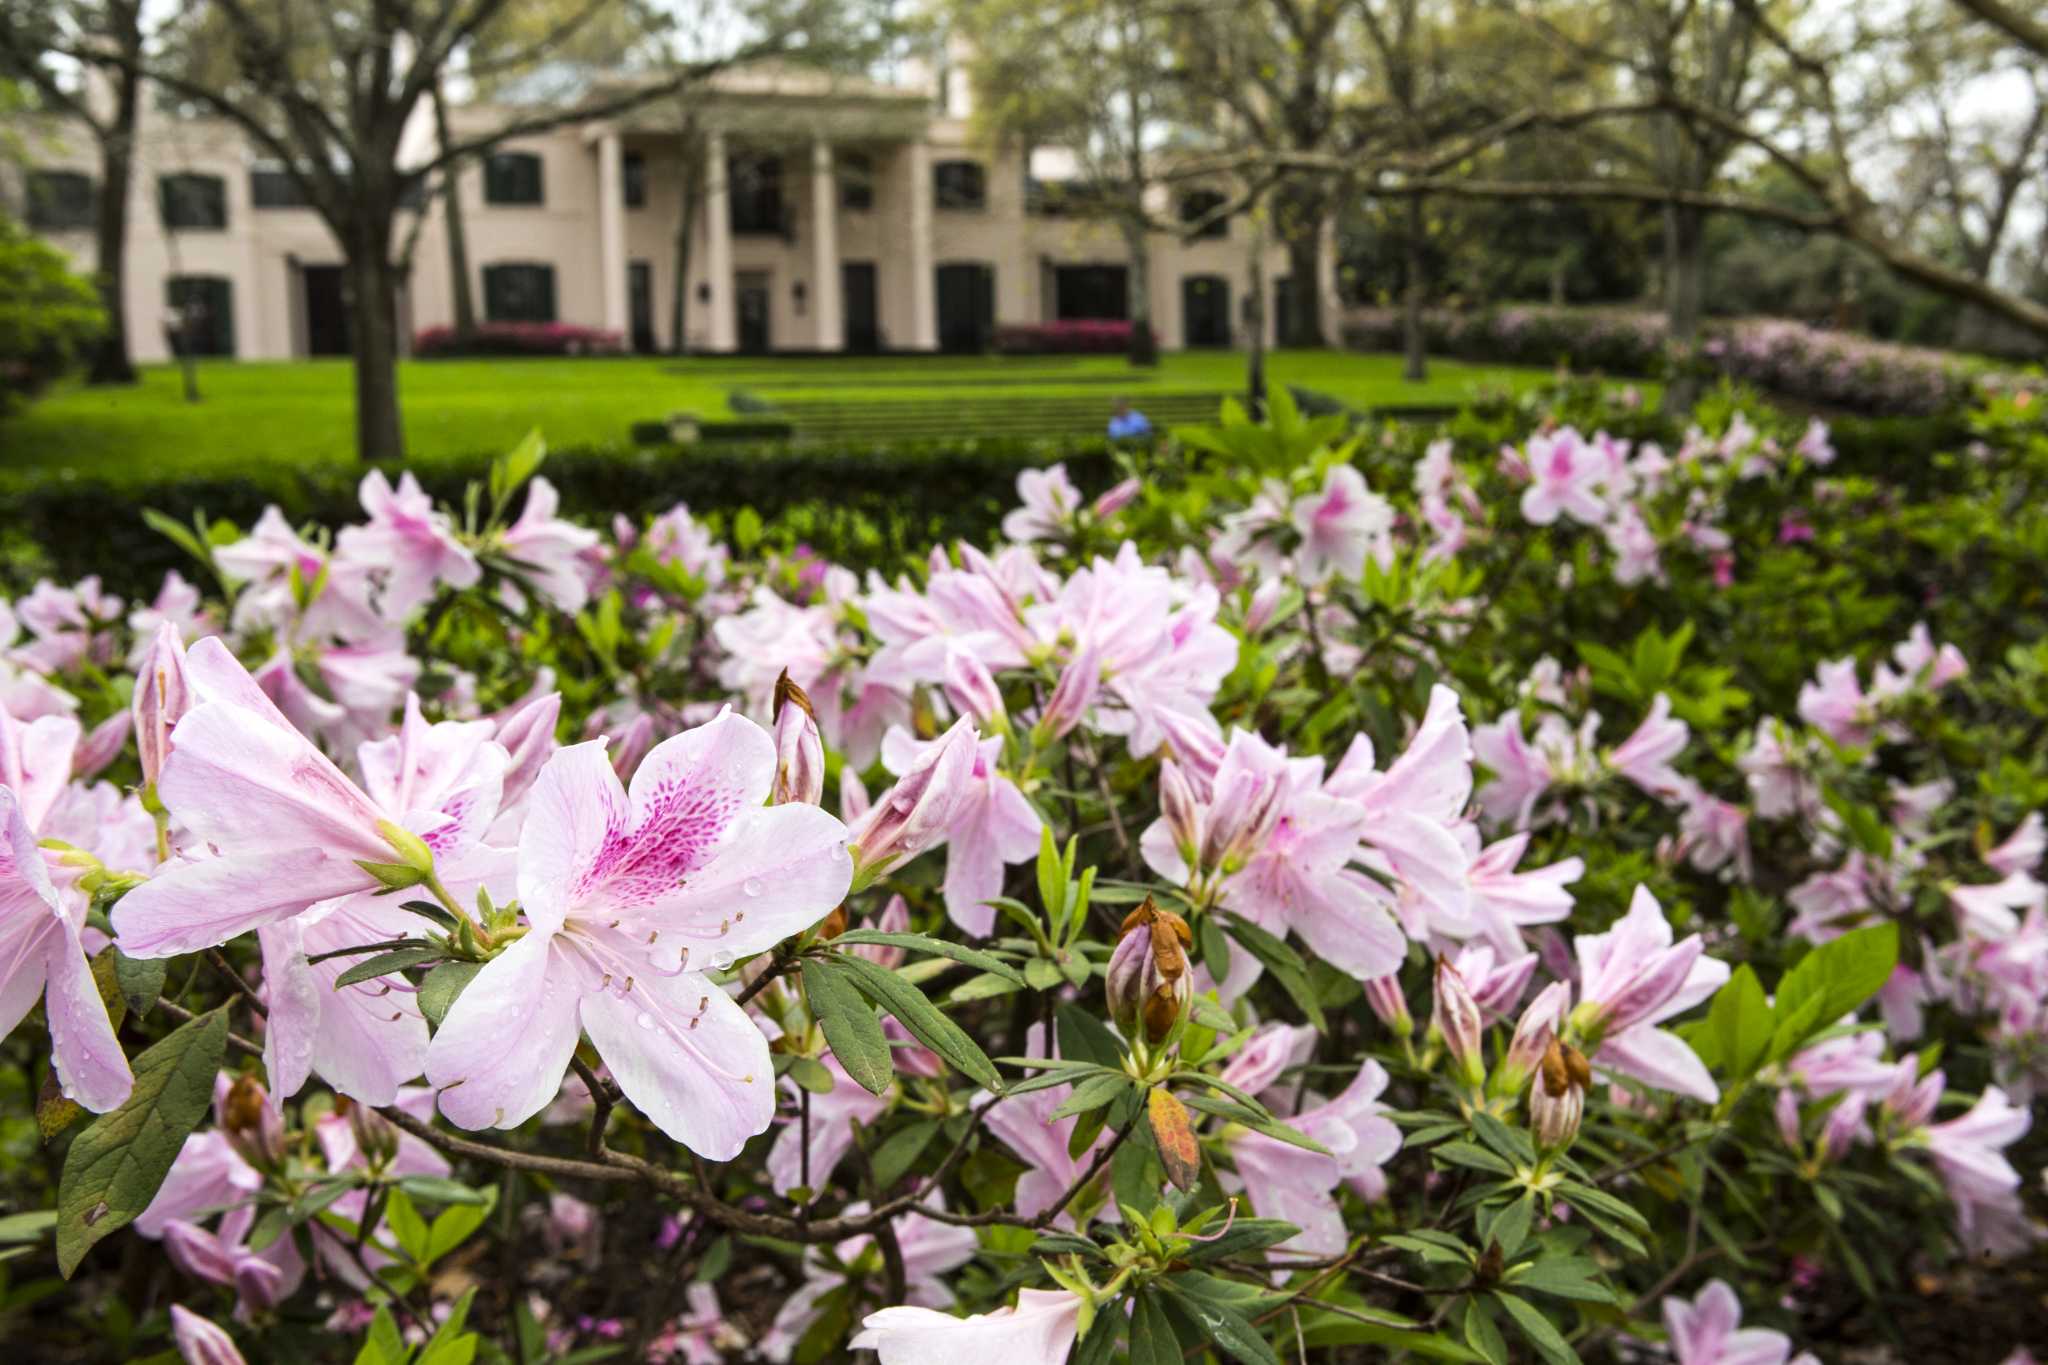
[
  {"left": 341, "top": 1096, "right": 400, "bottom": 1168},
  {"left": 73, "top": 711, "right": 132, "bottom": 783},
  {"left": 169, "top": 1305, "right": 247, "bottom": 1365},
  {"left": 1105, "top": 898, "right": 1194, "bottom": 1046},
  {"left": 772, "top": 670, "right": 825, "bottom": 806},
  {"left": 1198, "top": 766, "right": 1283, "bottom": 875},
  {"left": 221, "top": 1074, "right": 284, "bottom": 1170},
  {"left": 942, "top": 651, "right": 1006, "bottom": 730},
  {"left": 1091, "top": 477, "right": 1141, "bottom": 519},
  {"left": 493, "top": 688, "right": 562, "bottom": 806},
  {"left": 1033, "top": 642, "right": 1100, "bottom": 744},
  {"left": 609, "top": 712, "right": 658, "bottom": 782},
  {"left": 1819, "top": 1092, "right": 1866, "bottom": 1163},
  {"left": 1492, "top": 981, "right": 1569, "bottom": 1100},
  {"left": 1158, "top": 759, "right": 1204, "bottom": 867},
  {"left": 1363, "top": 971, "right": 1412, "bottom": 1039},
  {"left": 1530, "top": 1040, "right": 1589, "bottom": 1154},
  {"left": 1431, "top": 958, "right": 1486, "bottom": 1090},
  {"left": 1244, "top": 578, "right": 1285, "bottom": 635},
  {"left": 847, "top": 717, "right": 979, "bottom": 889},
  {"left": 133, "top": 621, "right": 191, "bottom": 794}
]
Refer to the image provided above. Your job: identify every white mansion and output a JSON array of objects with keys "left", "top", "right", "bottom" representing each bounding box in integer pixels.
[{"left": 7, "top": 62, "right": 1325, "bottom": 363}]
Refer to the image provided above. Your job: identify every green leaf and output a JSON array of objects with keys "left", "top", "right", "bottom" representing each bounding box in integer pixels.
[
  {"left": 1036, "top": 826, "right": 1067, "bottom": 932},
  {"left": 1506, "top": 1257, "right": 1614, "bottom": 1303},
  {"left": 1431, "top": 1142, "right": 1515, "bottom": 1176},
  {"left": 334, "top": 945, "right": 445, "bottom": 988},
  {"left": 56, "top": 1004, "right": 228, "bottom": 1277},
  {"left": 1768, "top": 924, "right": 1898, "bottom": 1059},
  {"left": 1128, "top": 1289, "right": 1184, "bottom": 1365},
  {"left": 394, "top": 1176, "right": 489, "bottom": 1207},
  {"left": 0, "top": 1210, "right": 57, "bottom": 1243},
  {"left": 1707, "top": 964, "right": 1773, "bottom": 1080},
  {"left": 384, "top": 1188, "right": 429, "bottom": 1261},
  {"left": 830, "top": 932, "right": 1027, "bottom": 987},
  {"left": 1072, "top": 1309, "right": 1122, "bottom": 1365},
  {"left": 1462, "top": 1297, "right": 1507, "bottom": 1365},
  {"left": 870, "top": 1120, "right": 940, "bottom": 1190},
  {"left": 1052, "top": 1073, "right": 1133, "bottom": 1120},
  {"left": 1482, "top": 1195, "right": 1535, "bottom": 1260},
  {"left": 1491, "top": 1293, "right": 1580, "bottom": 1365},
  {"left": 1180, "top": 1218, "right": 1302, "bottom": 1264},
  {"left": 803, "top": 959, "right": 894, "bottom": 1096},
  {"left": 1223, "top": 914, "right": 1326, "bottom": 1031},
  {"left": 358, "top": 1305, "right": 408, "bottom": 1365},
  {"left": 1196, "top": 912, "right": 1231, "bottom": 982},
  {"left": 1056, "top": 1002, "right": 1126, "bottom": 1070},
  {"left": 425, "top": 1191, "right": 497, "bottom": 1267},
  {"left": 835, "top": 953, "right": 1002, "bottom": 1090},
  {"left": 417, "top": 962, "right": 484, "bottom": 1028},
  {"left": 1158, "top": 1279, "right": 1283, "bottom": 1365},
  {"left": 112, "top": 951, "right": 168, "bottom": 1018},
  {"left": 947, "top": 970, "right": 1025, "bottom": 1004}
]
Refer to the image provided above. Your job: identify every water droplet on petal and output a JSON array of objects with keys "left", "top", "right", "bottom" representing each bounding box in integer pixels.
[
  {"left": 636, "top": 1011, "right": 655, "bottom": 1030},
  {"left": 710, "top": 949, "right": 735, "bottom": 971},
  {"left": 742, "top": 878, "right": 764, "bottom": 898}
]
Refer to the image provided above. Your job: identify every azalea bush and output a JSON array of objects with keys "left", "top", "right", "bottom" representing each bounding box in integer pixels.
[{"left": 1, "top": 381, "right": 2045, "bottom": 1364}]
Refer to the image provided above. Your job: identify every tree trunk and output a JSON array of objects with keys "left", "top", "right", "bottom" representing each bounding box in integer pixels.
[
  {"left": 1402, "top": 194, "right": 1428, "bottom": 383},
  {"left": 1276, "top": 187, "right": 1326, "bottom": 347},
  {"left": 1124, "top": 217, "right": 1157, "bottom": 367},
  {"left": 86, "top": 67, "right": 139, "bottom": 385},
  {"left": 432, "top": 83, "right": 477, "bottom": 344},
  {"left": 1661, "top": 200, "right": 1706, "bottom": 413},
  {"left": 350, "top": 235, "right": 407, "bottom": 462},
  {"left": 670, "top": 135, "right": 701, "bottom": 354},
  {"left": 1246, "top": 217, "right": 1268, "bottom": 415}
]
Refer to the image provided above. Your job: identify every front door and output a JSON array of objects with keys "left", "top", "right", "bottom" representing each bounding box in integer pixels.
[
  {"left": 935, "top": 262, "right": 995, "bottom": 353},
  {"left": 303, "top": 265, "right": 350, "bottom": 356},
  {"left": 842, "top": 262, "right": 879, "bottom": 352},
  {"left": 1182, "top": 274, "right": 1231, "bottom": 349},
  {"left": 736, "top": 270, "right": 772, "bottom": 353},
  {"left": 628, "top": 261, "right": 656, "bottom": 353}
]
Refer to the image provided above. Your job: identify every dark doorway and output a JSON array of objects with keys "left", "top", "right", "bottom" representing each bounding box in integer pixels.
[
  {"left": 1182, "top": 274, "right": 1231, "bottom": 349},
  {"left": 1273, "top": 275, "right": 1295, "bottom": 348},
  {"left": 166, "top": 276, "right": 235, "bottom": 357},
  {"left": 302, "top": 265, "right": 350, "bottom": 356},
  {"left": 842, "top": 261, "right": 879, "bottom": 352},
  {"left": 736, "top": 270, "right": 772, "bottom": 353},
  {"left": 935, "top": 262, "right": 995, "bottom": 353},
  {"left": 1054, "top": 264, "right": 1128, "bottom": 320},
  {"left": 628, "top": 261, "right": 656, "bottom": 353}
]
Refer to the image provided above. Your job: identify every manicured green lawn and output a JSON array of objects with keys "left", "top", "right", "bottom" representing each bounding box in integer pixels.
[{"left": 0, "top": 350, "right": 1601, "bottom": 479}]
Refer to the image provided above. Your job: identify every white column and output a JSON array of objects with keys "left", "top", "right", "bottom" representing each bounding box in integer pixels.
[
  {"left": 704, "top": 129, "right": 736, "bottom": 352},
  {"left": 597, "top": 130, "right": 629, "bottom": 337},
  {"left": 809, "top": 140, "right": 843, "bottom": 350},
  {"left": 906, "top": 140, "right": 936, "bottom": 350}
]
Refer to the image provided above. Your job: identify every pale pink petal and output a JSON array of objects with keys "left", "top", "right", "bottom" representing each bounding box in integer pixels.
[
  {"left": 647, "top": 804, "right": 852, "bottom": 971},
  {"left": 1596, "top": 1024, "right": 1719, "bottom": 1104},
  {"left": 426, "top": 930, "right": 582, "bottom": 1131},
  {"left": 44, "top": 927, "right": 134, "bottom": 1111},
  {"left": 579, "top": 971, "right": 776, "bottom": 1160},
  {"left": 517, "top": 741, "right": 630, "bottom": 933},
  {"left": 113, "top": 848, "right": 371, "bottom": 959}
]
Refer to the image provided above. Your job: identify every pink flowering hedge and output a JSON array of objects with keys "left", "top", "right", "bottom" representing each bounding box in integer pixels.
[
  {"left": 1, "top": 381, "right": 2045, "bottom": 1364},
  {"left": 1338, "top": 307, "right": 2012, "bottom": 417}
]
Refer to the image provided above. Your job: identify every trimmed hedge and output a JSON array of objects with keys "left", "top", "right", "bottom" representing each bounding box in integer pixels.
[{"left": 0, "top": 438, "right": 1120, "bottom": 599}]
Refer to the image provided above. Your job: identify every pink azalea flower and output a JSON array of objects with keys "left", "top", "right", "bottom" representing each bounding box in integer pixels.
[
  {"left": 1001, "top": 464, "right": 1083, "bottom": 543},
  {"left": 1986, "top": 813, "right": 2045, "bottom": 877},
  {"left": 1469, "top": 708, "right": 1553, "bottom": 829},
  {"left": 1796, "top": 658, "right": 1873, "bottom": 747},
  {"left": 1604, "top": 506, "right": 1663, "bottom": 586},
  {"left": 853, "top": 1288, "right": 1084, "bottom": 1361},
  {"left": 215, "top": 507, "right": 381, "bottom": 643},
  {"left": 1570, "top": 887, "right": 1729, "bottom": 1103},
  {"left": 850, "top": 718, "right": 982, "bottom": 890},
  {"left": 1518, "top": 428, "right": 1608, "bottom": 526},
  {"left": 1324, "top": 685, "right": 1477, "bottom": 936},
  {"left": 0, "top": 712, "right": 133, "bottom": 1112},
  {"left": 880, "top": 729, "right": 1038, "bottom": 936},
  {"left": 647, "top": 1283, "right": 733, "bottom": 1364},
  {"left": 1461, "top": 828, "right": 1583, "bottom": 957},
  {"left": 169, "top": 1304, "right": 249, "bottom": 1365},
  {"left": 768, "top": 1052, "right": 890, "bottom": 1197},
  {"left": 126, "top": 570, "right": 210, "bottom": 667},
  {"left": 1662, "top": 1279, "right": 1816, "bottom": 1365},
  {"left": 1288, "top": 464, "right": 1392, "bottom": 586},
  {"left": 113, "top": 641, "right": 493, "bottom": 959},
  {"left": 1737, "top": 721, "right": 1818, "bottom": 821},
  {"left": 1606, "top": 694, "right": 1688, "bottom": 801},
  {"left": 426, "top": 716, "right": 850, "bottom": 1157},
  {"left": 337, "top": 470, "right": 481, "bottom": 618},
  {"left": 1226, "top": 1059, "right": 1401, "bottom": 1255},
  {"left": 1675, "top": 783, "right": 1751, "bottom": 880},
  {"left": 498, "top": 477, "right": 602, "bottom": 612},
  {"left": 1795, "top": 417, "right": 1835, "bottom": 465}
]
